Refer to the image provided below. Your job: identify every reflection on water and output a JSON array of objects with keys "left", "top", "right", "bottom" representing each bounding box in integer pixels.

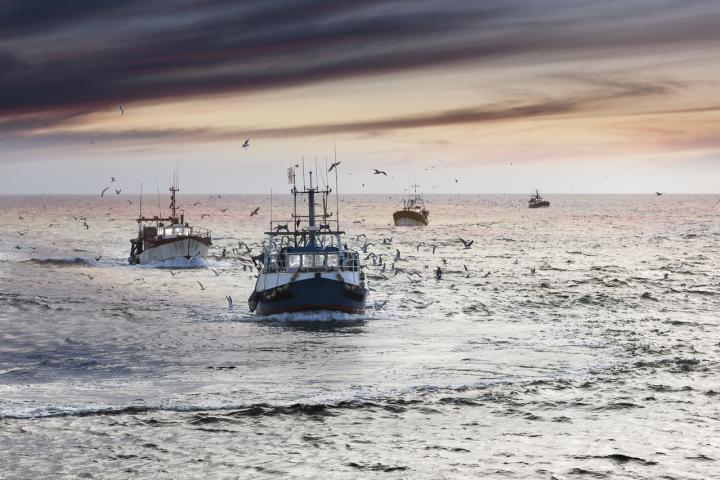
[{"left": 1, "top": 194, "right": 719, "bottom": 478}]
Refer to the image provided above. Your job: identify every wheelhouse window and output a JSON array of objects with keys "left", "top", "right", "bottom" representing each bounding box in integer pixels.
[
  {"left": 288, "top": 254, "right": 301, "bottom": 270},
  {"left": 302, "top": 254, "right": 314, "bottom": 268},
  {"left": 326, "top": 254, "right": 338, "bottom": 268}
]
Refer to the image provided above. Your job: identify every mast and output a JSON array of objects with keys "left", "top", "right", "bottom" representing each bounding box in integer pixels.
[{"left": 308, "top": 171, "right": 316, "bottom": 247}]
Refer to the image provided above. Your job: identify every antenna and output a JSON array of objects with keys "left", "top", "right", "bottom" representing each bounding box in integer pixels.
[
  {"left": 139, "top": 182, "right": 143, "bottom": 218},
  {"left": 333, "top": 135, "right": 340, "bottom": 230},
  {"left": 154, "top": 171, "right": 162, "bottom": 218},
  {"left": 302, "top": 157, "right": 306, "bottom": 190},
  {"left": 270, "top": 189, "right": 273, "bottom": 230}
]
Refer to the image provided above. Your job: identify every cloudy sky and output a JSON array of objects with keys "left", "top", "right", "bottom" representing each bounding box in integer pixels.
[{"left": 1, "top": 0, "right": 719, "bottom": 194}]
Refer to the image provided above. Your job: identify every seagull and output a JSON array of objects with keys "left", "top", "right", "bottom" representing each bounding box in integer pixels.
[
  {"left": 656, "top": 192, "right": 663, "bottom": 196},
  {"left": 169, "top": 270, "right": 181, "bottom": 277},
  {"left": 200, "top": 213, "right": 211, "bottom": 219},
  {"left": 219, "top": 208, "right": 228, "bottom": 212},
  {"left": 394, "top": 249, "right": 404, "bottom": 262},
  {"left": 110, "top": 177, "right": 116, "bottom": 183},
  {"left": 463, "top": 264, "right": 468, "bottom": 272},
  {"left": 193, "top": 201, "right": 201, "bottom": 206},
  {"left": 374, "top": 299, "right": 388, "bottom": 310},
  {"left": 115, "top": 189, "right": 121, "bottom": 195},
  {"left": 210, "top": 268, "right": 221, "bottom": 276},
  {"left": 100, "top": 186, "right": 110, "bottom": 197},
  {"left": 483, "top": 271, "right": 491, "bottom": 278},
  {"left": 372, "top": 169, "right": 387, "bottom": 176},
  {"left": 226, "top": 296, "right": 233, "bottom": 308},
  {"left": 17, "top": 230, "right": 28, "bottom": 236},
  {"left": 250, "top": 207, "right": 260, "bottom": 216},
  {"left": 94, "top": 255, "right": 102, "bottom": 261},
  {"left": 382, "top": 237, "right": 392, "bottom": 245},
  {"left": 459, "top": 238, "right": 474, "bottom": 249},
  {"left": 81, "top": 273, "right": 95, "bottom": 280},
  {"left": 361, "top": 240, "right": 375, "bottom": 253},
  {"left": 119, "top": 105, "right": 124, "bottom": 115},
  {"left": 133, "top": 277, "right": 145, "bottom": 283},
  {"left": 530, "top": 267, "right": 536, "bottom": 274},
  {"left": 432, "top": 245, "right": 437, "bottom": 255},
  {"left": 435, "top": 266, "right": 443, "bottom": 280},
  {"left": 197, "top": 281, "right": 206, "bottom": 290},
  {"left": 242, "top": 139, "right": 250, "bottom": 149},
  {"left": 329, "top": 161, "right": 340, "bottom": 172},
  {"left": 82, "top": 222, "right": 90, "bottom": 230}
]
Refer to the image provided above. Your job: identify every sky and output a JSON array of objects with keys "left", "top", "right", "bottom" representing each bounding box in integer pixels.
[{"left": 1, "top": 0, "right": 719, "bottom": 194}]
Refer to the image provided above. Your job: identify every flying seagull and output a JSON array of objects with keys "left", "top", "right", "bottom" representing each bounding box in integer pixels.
[
  {"left": 100, "top": 186, "right": 110, "bottom": 197},
  {"left": 110, "top": 177, "right": 116, "bottom": 183},
  {"left": 459, "top": 238, "right": 474, "bottom": 249},
  {"left": 115, "top": 189, "right": 122, "bottom": 195},
  {"left": 329, "top": 161, "right": 340, "bottom": 172},
  {"left": 250, "top": 207, "right": 260, "bottom": 216},
  {"left": 656, "top": 192, "right": 663, "bottom": 196},
  {"left": 373, "top": 169, "right": 387, "bottom": 176},
  {"left": 200, "top": 213, "right": 211, "bottom": 219},
  {"left": 197, "top": 281, "right": 206, "bottom": 290},
  {"left": 226, "top": 296, "right": 233, "bottom": 308},
  {"left": 242, "top": 139, "right": 250, "bottom": 149}
]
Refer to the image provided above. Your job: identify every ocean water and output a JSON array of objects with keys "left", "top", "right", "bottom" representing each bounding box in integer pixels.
[{"left": 0, "top": 193, "right": 718, "bottom": 479}]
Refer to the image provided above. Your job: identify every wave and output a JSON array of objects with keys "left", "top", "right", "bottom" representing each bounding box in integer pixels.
[{"left": 21, "top": 257, "right": 90, "bottom": 266}]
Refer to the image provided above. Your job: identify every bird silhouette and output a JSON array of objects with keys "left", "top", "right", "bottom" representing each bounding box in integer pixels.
[
  {"left": 329, "top": 161, "right": 340, "bottom": 172},
  {"left": 197, "top": 281, "right": 206, "bottom": 290},
  {"left": 100, "top": 187, "right": 109, "bottom": 197},
  {"left": 115, "top": 189, "right": 121, "bottom": 195},
  {"left": 373, "top": 169, "right": 387, "bottom": 176},
  {"left": 250, "top": 207, "right": 260, "bottom": 216},
  {"left": 459, "top": 238, "right": 474, "bottom": 249},
  {"left": 242, "top": 139, "right": 250, "bottom": 149}
]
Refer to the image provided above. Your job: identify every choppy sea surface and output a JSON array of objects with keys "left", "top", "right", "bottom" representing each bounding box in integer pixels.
[{"left": 1, "top": 193, "right": 719, "bottom": 479}]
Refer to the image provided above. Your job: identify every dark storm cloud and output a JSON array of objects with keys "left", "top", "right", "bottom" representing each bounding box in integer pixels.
[{"left": 0, "top": 0, "right": 718, "bottom": 129}]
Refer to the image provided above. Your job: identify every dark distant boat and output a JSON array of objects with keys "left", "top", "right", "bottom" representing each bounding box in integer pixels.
[
  {"left": 128, "top": 175, "right": 211, "bottom": 267},
  {"left": 248, "top": 166, "right": 367, "bottom": 315},
  {"left": 393, "top": 184, "right": 429, "bottom": 226},
  {"left": 528, "top": 190, "right": 550, "bottom": 209}
]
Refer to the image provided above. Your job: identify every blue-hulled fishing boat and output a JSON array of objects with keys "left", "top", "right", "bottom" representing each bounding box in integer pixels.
[{"left": 248, "top": 165, "right": 367, "bottom": 315}]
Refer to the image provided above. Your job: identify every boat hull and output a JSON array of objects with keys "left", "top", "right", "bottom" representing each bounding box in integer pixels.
[
  {"left": 251, "top": 276, "right": 367, "bottom": 315},
  {"left": 393, "top": 210, "right": 428, "bottom": 226},
  {"left": 134, "top": 238, "right": 209, "bottom": 267},
  {"left": 529, "top": 201, "right": 550, "bottom": 209}
]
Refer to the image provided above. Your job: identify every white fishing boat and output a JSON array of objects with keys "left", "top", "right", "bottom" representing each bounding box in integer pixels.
[{"left": 129, "top": 175, "right": 211, "bottom": 267}]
